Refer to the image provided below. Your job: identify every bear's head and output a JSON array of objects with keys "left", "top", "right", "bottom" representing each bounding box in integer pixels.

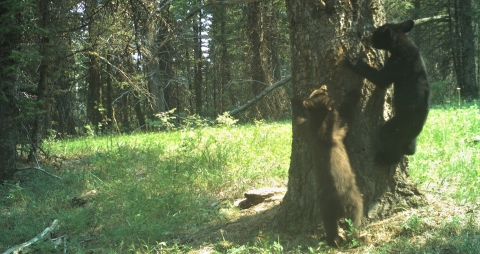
[
  {"left": 369, "top": 20, "right": 414, "bottom": 50},
  {"left": 303, "top": 85, "right": 333, "bottom": 113}
]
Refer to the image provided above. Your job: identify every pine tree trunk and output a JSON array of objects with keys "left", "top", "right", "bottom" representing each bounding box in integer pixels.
[
  {"left": 246, "top": 1, "right": 288, "bottom": 120},
  {"left": 146, "top": 20, "right": 173, "bottom": 116},
  {"left": 456, "top": 0, "right": 478, "bottom": 99},
  {"left": 274, "top": 0, "right": 425, "bottom": 233},
  {"left": 0, "top": 3, "right": 20, "bottom": 181},
  {"left": 29, "top": 0, "right": 52, "bottom": 160},
  {"left": 193, "top": 3, "right": 203, "bottom": 116},
  {"left": 105, "top": 53, "right": 114, "bottom": 129}
]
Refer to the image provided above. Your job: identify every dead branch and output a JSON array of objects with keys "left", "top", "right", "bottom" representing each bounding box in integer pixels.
[
  {"left": 16, "top": 166, "right": 63, "bottom": 180},
  {"left": 413, "top": 14, "right": 450, "bottom": 27},
  {"left": 3, "top": 219, "right": 59, "bottom": 254},
  {"left": 229, "top": 75, "right": 292, "bottom": 116}
]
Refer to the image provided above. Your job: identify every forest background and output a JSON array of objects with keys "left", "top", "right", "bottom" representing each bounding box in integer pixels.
[{"left": 0, "top": 0, "right": 479, "bottom": 170}]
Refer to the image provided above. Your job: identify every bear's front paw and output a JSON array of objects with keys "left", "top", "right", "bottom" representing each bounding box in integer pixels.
[
  {"left": 345, "top": 55, "right": 358, "bottom": 69},
  {"left": 345, "top": 56, "right": 368, "bottom": 71}
]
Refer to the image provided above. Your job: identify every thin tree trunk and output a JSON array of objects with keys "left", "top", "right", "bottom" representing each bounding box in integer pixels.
[
  {"left": 193, "top": 2, "right": 203, "bottom": 116},
  {"left": 247, "top": 2, "right": 265, "bottom": 96},
  {"left": 219, "top": 7, "right": 230, "bottom": 116},
  {"left": 85, "top": 1, "right": 103, "bottom": 131},
  {"left": 133, "top": 91, "right": 146, "bottom": 129},
  {"left": 146, "top": 26, "right": 170, "bottom": 116},
  {"left": 274, "top": 0, "right": 425, "bottom": 233},
  {"left": 457, "top": 0, "right": 478, "bottom": 99},
  {"left": 0, "top": 3, "right": 20, "bottom": 181},
  {"left": 246, "top": 2, "right": 266, "bottom": 119},
  {"left": 105, "top": 53, "right": 114, "bottom": 129},
  {"left": 120, "top": 91, "right": 130, "bottom": 130},
  {"left": 87, "top": 50, "right": 103, "bottom": 130},
  {"left": 261, "top": 0, "right": 288, "bottom": 120},
  {"left": 450, "top": 0, "right": 478, "bottom": 100},
  {"left": 29, "top": 0, "right": 51, "bottom": 160}
]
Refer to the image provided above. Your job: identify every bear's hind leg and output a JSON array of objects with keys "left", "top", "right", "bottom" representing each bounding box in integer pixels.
[
  {"left": 343, "top": 195, "right": 363, "bottom": 242},
  {"left": 323, "top": 208, "right": 340, "bottom": 246}
]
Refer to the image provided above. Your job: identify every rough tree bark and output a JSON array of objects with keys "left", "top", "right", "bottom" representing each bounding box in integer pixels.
[{"left": 274, "top": 0, "right": 425, "bottom": 233}]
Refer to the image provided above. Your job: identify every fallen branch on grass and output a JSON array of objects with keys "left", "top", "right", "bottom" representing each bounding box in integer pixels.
[
  {"left": 2, "top": 219, "right": 59, "bottom": 254},
  {"left": 16, "top": 166, "right": 63, "bottom": 180}
]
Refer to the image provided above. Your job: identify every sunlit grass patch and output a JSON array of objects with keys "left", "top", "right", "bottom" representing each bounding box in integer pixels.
[{"left": 409, "top": 102, "right": 480, "bottom": 204}]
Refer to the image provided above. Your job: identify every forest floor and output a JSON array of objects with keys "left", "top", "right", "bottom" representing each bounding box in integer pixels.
[{"left": 177, "top": 191, "right": 480, "bottom": 253}]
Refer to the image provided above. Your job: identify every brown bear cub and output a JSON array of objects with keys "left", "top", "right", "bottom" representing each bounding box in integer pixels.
[{"left": 292, "top": 85, "right": 363, "bottom": 246}]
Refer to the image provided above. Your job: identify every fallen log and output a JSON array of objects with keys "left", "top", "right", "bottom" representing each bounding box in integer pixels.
[{"left": 235, "top": 187, "right": 286, "bottom": 209}]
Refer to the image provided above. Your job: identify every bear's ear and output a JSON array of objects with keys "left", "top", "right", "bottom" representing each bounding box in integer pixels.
[
  {"left": 398, "top": 20, "right": 414, "bottom": 33},
  {"left": 382, "top": 26, "right": 392, "bottom": 38}
]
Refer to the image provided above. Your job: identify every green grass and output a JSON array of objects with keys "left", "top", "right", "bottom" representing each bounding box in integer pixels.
[
  {"left": 409, "top": 102, "right": 480, "bottom": 203},
  {"left": 1, "top": 121, "right": 291, "bottom": 253},
  {"left": 1, "top": 101, "right": 480, "bottom": 253}
]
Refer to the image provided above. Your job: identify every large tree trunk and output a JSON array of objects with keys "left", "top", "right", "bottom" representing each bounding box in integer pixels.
[{"left": 274, "top": 0, "right": 425, "bottom": 233}]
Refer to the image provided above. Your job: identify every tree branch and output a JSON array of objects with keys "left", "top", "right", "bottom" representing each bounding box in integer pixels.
[
  {"left": 16, "top": 166, "right": 63, "bottom": 180},
  {"left": 229, "top": 75, "right": 292, "bottom": 116},
  {"left": 413, "top": 14, "right": 450, "bottom": 27},
  {"left": 3, "top": 220, "right": 59, "bottom": 254}
]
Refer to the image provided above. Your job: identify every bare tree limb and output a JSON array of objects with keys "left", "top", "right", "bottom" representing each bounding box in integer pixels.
[
  {"left": 16, "top": 166, "right": 63, "bottom": 180},
  {"left": 413, "top": 14, "right": 450, "bottom": 27},
  {"left": 3, "top": 219, "right": 59, "bottom": 254},
  {"left": 229, "top": 75, "right": 292, "bottom": 116}
]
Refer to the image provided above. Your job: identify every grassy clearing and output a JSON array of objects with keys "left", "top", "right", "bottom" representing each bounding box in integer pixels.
[
  {"left": 1, "top": 121, "right": 291, "bottom": 253},
  {"left": 1, "top": 102, "right": 479, "bottom": 253}
]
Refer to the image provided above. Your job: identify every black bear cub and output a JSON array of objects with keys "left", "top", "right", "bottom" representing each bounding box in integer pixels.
[
  {"left": 292, "top": 85, "right": 363, "bottom": 246},
  {"left": 347, "top": 20, "right": 430, "bottom": 165}
]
